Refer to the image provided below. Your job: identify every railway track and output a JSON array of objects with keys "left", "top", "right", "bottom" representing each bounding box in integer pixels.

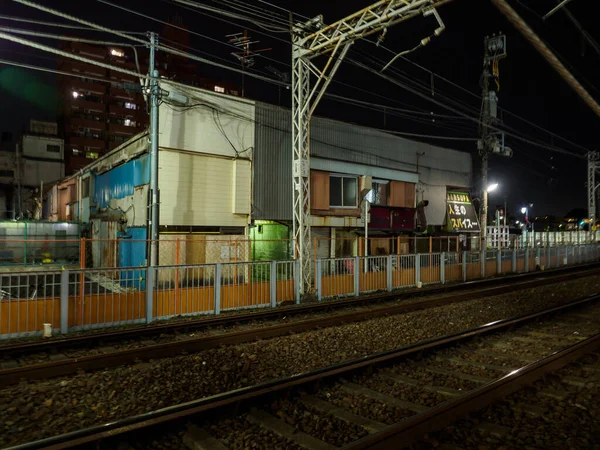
[
  {"left": 8, "top": 292, "right": 600, "bottom": 450},
  {"left": 1, "top": 265, "right": 599, "bottom": 386}
]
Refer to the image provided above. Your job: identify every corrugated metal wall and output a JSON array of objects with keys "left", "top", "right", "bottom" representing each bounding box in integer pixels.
[
  {"left": 93, "top": 154, "right": 150, "bottom": 208},
  {"left": 253, "top": 103, "right": 472, "bottom": 224}
]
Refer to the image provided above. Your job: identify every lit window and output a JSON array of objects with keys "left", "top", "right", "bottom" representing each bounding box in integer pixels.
[
  {"left": 72, "top": 91, "right": 79, "bottom": 99},
  {"left": 124, "top": 119, "right": 133, "bottom": 127},
  {"left": 214, "top": 86, "right": 225, "bottom": 93},
  {"left": 86, "top": 151, "right": 99, "bottom": 160},
  {"left": 46, "top": 144, "right": 61, "bottom": 153},
  {"left": 330, "top": 175, "right": 358, "bottom": 208},
  {"left": 72, "top": 149, "right": 82, "bottom": 156},
  {"left": 110, "top": 49, "right": 125, "bottom": 58},
  {"left": 124, "top": 102, "right": 137, "bottom": 110}
]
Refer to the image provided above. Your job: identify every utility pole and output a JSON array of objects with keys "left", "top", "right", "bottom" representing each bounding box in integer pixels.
[
  {"left": 148, "top": 32, "right": 160, "bottom": 267},
  {"left": 291, "top": 0, "right": 449, "bottom": 297},
  {"left": 588, "top": 151, "right": 599, "bottom": 228},
  {"left": 479, "top": 34, "right": 509, "bottom": 249}
]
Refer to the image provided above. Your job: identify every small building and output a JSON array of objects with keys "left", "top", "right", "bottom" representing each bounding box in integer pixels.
[
  {"left": 0, "top": 121, "right": 64, "bottom": 219},
  {"left": 47, "top": 81, "right": 476, "bottom": 268}
]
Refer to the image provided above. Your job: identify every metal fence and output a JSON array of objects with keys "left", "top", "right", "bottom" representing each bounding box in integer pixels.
[{"left": 1, "top": 245, "right": 599, "bottom": 339}]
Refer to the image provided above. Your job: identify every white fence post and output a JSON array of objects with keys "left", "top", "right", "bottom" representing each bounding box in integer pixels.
[
  {"left": 525, "top": 248, "right": 530, "bottom": 272},
  {"left": 354, "top": 256, "right": 360, "bottom": 296},
  {"left": 145, "top": 267, "right": 154, "bottom": 324},
  {"left": 387, "top": 255, "right": 393, "bottom": 292},
  {"left": 415, "top": 254, "right": 421, "bottom": 287},
  {"left": 496, "top": 250, "right": 501, "bottom": 274},
  {"left": 316, "top": 259, "right": 323, "bottom": 301},
  {"left": 60, "top": 269, "right": 69, "bottom": 334},
  {"left": 214, "top": 263, "right": 221, "bottom": 315},
  {"left": 481, "top": 250, "right": 486, "bottom": 278},
  {"left": 512, "top": 248, "right": 517, "bottom": 272},
  {"left": 294, "top": 259, "right": 300, "bottom": 304},
  {"left": 440, "top": 252, "right": 446, "bottom": 284},
  {"left": 462, "top": 251, "right": 467, "bottom": 281},
  {"left": 270, "top": 261, "right": 277, "bottom": 308}
]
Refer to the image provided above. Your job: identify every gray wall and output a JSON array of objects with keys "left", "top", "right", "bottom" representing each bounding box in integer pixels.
[{"left": 253, "top": 102, "right": 472, "bottom": 225}]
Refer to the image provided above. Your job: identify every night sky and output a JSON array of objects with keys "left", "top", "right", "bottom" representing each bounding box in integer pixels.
[{"left": 1, "top": 0, "right": 598, "bottom": 218}]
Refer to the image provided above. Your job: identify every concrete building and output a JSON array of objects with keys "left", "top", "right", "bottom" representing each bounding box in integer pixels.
[
  {"left": 48, "top": 81, "right": 476, "bottom": 268},
  {"left": 57, "top": 21, "right": 239, "bottom": 175},
  {"left": 0, "top": 121, "right": 64, "bottom": 219}
]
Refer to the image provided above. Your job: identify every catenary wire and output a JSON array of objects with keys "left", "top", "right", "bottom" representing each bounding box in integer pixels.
[{"left": 166, "top": 0, "right": 589, "bottom": 153}]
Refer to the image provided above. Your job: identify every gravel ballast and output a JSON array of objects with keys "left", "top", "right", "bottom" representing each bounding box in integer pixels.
[{"left": 2, "top": 275, "right": 600, "bottom": 447}]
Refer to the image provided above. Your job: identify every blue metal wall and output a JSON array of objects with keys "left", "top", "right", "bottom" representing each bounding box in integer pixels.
[
  {"left": 118, "top": 227, "right": 147, "bottom": 289},
  {"left": 93, "top": 155, "right": 149, "bottom": 208}
]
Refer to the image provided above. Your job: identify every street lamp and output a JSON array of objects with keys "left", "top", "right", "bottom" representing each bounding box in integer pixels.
[
  {"left": 481, "top": 182, "right": 500, "bottom": 249},
  {"left": 521, "top": 207, "right": 527, "bottom": 214}
]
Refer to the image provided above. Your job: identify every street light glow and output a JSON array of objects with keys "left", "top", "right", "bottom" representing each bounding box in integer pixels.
[
  {"left": 487, "top": 183, "right": 498, "bottom": 192},
  {"left": 521, "top": 207, "right": 527, "bottom": 214}
]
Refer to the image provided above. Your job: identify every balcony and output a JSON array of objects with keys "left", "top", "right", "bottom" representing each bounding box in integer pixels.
[
  {"left": 108, "top": 123, "right": 137, "bottom": 136},
  {"left": 68, "top": 79, "right": 107, "bottom": 96},
  {"left": 109, "top": 86, "right": 136, "bottom": 100},
  {"left": 69, "top": 117, "right": 105, "bottom": 132},
  {"left": 108, "top": 104, "right": 137, "bottom": 117},
  {"left": 69, "top": 42, "right": 106, "bottom": 60},
  {"left": 109, "top": 69, "right": 138, "bottom": 83},
  {"left": 68, "top": 136, "right": 105, "bottom": 150},
  {"left": 70, "top": 99, "right": 106, "bottom": 114},
  {"left": 59, "top": 60, "right": 107, "bottom": 78}
]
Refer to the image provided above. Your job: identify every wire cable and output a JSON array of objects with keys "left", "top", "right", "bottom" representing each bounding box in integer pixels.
[{"left": 348, "top": 57, "right": 588, "bottom": 158}]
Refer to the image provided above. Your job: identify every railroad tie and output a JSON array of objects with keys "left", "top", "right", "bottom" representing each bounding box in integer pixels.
[
  {"left": 421, "top": 365, "right": 493, "bottom": 384},
  {"left": 340, "top": 382, "right": 428, "bottom": 413},
  {"left": 475, "top": 422, "right": 511, "bottom": 439},
  {"left": 434, "top": 356, "right": 516, "bottom": 374},
  {"left": 246, "top": 409, "right": 336, "bottom": 450},
  {"left": 183, "top": 425, "right": 229, "bottom": 450},
  {"left": 379, "top": 372, "right": 462, "bottom": 397},
  {"left": 522, "top": 331, "right": 587, "bottom": 342},
  {"left": 300, "top": 395, "right": 387, "bottom": 434}
]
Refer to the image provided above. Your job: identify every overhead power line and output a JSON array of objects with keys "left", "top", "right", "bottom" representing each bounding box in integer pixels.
[
  {"left": 0, "top": 13, "right": 146, "bottom": 34},
  {"left": 348, "top": 57, "right": 588, "bottom": 158},
  {"left": 167, "top": 0, "right": 589, "bottom": 154},
  {"left": 10, "top": 0, "right": 288, "bottom": 87}
]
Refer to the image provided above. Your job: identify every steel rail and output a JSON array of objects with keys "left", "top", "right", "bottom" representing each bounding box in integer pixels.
[
  {"left": 343, "top": 333, "right": 600, "bottom": 449},
  {"left": 7, "top": 292, "right": 600, "bottom": 450},
  {"left": 2, "top": 261, "right": 598, "bottom": 359},
  {"left": 1, "top": 266, "right": 597, "bottom": 386}
]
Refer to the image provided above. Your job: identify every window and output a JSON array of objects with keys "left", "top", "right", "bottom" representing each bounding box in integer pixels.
[
  {"left": 124, "top": 102, "right": 137, "bottom": 110},
  {"left": 124, "top": 119, "right": 136, "bottom": 127},
  {"left": 85, "top": 151, "right": 99, "bottom": 160},
  {"left": 367, "top": 180, "right": 389, "bottom": 206},
  {"left": 110, "top": 49, "right": 125, "bottom": 58},
  {"left": 214, "top": 86, "right": 225, "bottom": 93},
  {"left": 72, "top": 148, "right": 82, "bottom": 156},
  {"left": 0, "top": 169, "right": 14, "bottom": 177},
  {"left": 330, "top": 175, "right": 357, "bottom": 208},
  {"left": 47, "top": 144, "right": 61, "bottom": 153}
]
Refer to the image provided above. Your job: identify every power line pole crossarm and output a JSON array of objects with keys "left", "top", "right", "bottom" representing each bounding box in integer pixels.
[{"left": 291, "top": 0, "right": 451, "bottom": 298}]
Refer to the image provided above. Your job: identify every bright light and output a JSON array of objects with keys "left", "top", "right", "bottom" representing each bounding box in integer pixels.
[
  {"left": 124, "top": 119, "right": 131, "bottom": 126},
  {"left": 515, "top": 221, "right": 520, "bottom": 225},
  {"left": 110, "top": 49, "right": 125, "bottom": 58},
  {"left": 521, "top": 207, "right": 527, "bottom": 214},
  {"left": 72, "top": 91, "right": 79, "bottom": 99},
  {"left": 487, "top": 183, "right": 498, "bottom": 192},
  {"left": 214, "top": 86, "right": 225, "bottom": 93}
]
